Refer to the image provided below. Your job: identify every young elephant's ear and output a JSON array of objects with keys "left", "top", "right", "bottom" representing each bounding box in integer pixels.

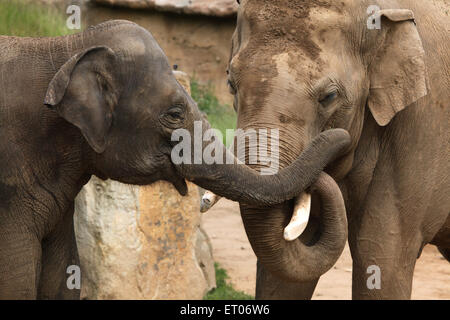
[
  {"left": 44, "top": 46, "right": 118, "bottom": 153},
  {"left": 368, "top": 9, "right": 428, "bottom": 126}
]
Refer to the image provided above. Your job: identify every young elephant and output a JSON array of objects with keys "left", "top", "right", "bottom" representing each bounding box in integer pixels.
[{"left": 0, "top": 21, "right": 350, "bottom": 299}]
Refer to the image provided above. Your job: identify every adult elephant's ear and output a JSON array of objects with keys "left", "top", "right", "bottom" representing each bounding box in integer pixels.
[
  {"left": 368, "top": 9, "right": 428, "bottom": 126},
  {"left": 44, "top": 46, "right": 118, "bottom": 153}
]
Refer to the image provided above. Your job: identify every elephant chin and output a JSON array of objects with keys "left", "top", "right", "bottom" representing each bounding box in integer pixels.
[
  {"left": 240, "top": 172, "right": 348, "bottom": 282},
  {"left": 167, "top": 175, "right": 188, "bottom": 196},
  {"left": 165, "top": 162, "right": 189, "bottom": 196}
]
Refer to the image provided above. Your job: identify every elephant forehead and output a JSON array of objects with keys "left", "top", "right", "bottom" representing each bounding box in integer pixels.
[
  {"left": 234, "top": 50, "right": 323, "bottom": 91},
  {"left": 236, "top": 53, "right": 317, "bottom": 122},
  {"left": 271, "top": 52, "right": 324, "bottom": 82},
  {"left": 242, "top": 0, "right": 337, "bottom": 21},
  {"left": 239, "top": 1, "right": 344, "bottom": 61}
]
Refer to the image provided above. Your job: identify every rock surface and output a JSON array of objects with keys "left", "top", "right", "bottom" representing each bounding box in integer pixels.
[
  {"left": 92, "top": 0, "right": 239, "bottom": 17},
  {"left": 74, "top": 72, "right": 215, "bottom": 299}
]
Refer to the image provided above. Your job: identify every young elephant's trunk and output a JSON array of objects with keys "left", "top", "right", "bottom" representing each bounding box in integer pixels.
[{"left": 177, "top": 119, "right": 351, "bottom": 206}]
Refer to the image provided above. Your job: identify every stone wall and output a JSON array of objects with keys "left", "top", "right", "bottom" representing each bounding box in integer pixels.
[
  {"left": 92, "top": 0, "right": 238, "bottom": 17},
  {"left": 74, "top": 72, "right": 215, "bottom": 300}
]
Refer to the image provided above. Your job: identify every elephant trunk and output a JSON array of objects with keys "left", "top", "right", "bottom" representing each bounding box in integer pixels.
[
  {"left": 177, "top": 119, "right": 351, "bottom": 206},
  {"left": 240, "top": 172, "right": 348, "bottom": 282}
]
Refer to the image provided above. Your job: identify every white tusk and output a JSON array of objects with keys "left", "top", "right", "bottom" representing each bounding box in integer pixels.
[
  {"left": 200, "top": 191, "right": 222, "bottom": 213},
  {"left": 284, "top": 192, "right": 312, "bottom": 241}
]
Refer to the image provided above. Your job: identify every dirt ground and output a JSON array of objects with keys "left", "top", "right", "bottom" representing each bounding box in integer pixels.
[{"left": 202, "top": 199, "right": 450, "bottom": 300}]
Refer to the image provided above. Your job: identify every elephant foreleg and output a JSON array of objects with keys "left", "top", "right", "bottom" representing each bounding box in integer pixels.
[
  {"left": 350, "top": 238, "right": 421, "bottom": 299},
  {"left": 37, "top": 209, "right": 80, "bottom": 300},
  {"left": 348, "top": 190, "right": 423, "bottom": 299},
  {"left": 0, "top": 219, "right": 42, "bottom": 299},
  {"left": 255, "top": 260, "right": 319, "bottom": 300}
]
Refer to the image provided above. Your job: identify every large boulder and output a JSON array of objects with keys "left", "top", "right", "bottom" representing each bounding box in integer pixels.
[
  {"left": 74, "top": 71, "right": 215, "bottom": 299},
  {"left": 92, "top": 0, "right": 239, "bottom": 17}
]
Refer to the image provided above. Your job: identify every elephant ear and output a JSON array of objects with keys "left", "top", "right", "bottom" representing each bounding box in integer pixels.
[
  {"left": 44, "top": 46, "right": 118, "bottom": 153},
  {"left": 368, "top": 9, "right": 428, "bottom": 126}
]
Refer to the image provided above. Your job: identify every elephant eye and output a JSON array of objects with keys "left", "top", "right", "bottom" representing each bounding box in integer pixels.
[
  {"left": 319, "top": 91, "right": 337, "bottom": 107},
  {"left": 167, "top": 107, "right": 184, "bottom": 120},
  {"left": 160, "top": 106, "right": 185, "bottom": 128}
]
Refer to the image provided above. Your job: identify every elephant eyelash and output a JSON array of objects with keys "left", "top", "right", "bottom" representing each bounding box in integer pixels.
[
  {"left": 166, "top": 105, "right": 185, "bottom": 120},
  {"left": 312, "top": 78, "right": 350, "bottom": 109},
  {"left": 309, "top": 77, "right": 337, "bottom": 98},
  {"left": 319, "top": 91, "right": 338, "bottom": 106},
  {"left": 159, "top": 106, "right": 185, "bottom": 130}
]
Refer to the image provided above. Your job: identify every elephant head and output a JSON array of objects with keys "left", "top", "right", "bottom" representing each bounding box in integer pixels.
[
  {"left": 223, "top": 0, "right": 428, "bottom": 283},
  {"left": 43, "top": 21, "right": 350, "bottom": 207}
]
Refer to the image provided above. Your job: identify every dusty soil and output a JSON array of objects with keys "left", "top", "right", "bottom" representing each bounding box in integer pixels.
[{"left": 202, "top": 199, "right": 450, "bottom": 300}]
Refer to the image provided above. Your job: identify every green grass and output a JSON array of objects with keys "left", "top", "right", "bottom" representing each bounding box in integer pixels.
[
  {"left": 190, "top": 78, "right": 237, "bottom": 146},
  {"left": 204, "top": 263, "right": 254, "bottom": 300},
  {"left": 0, "top": 0, "right": 75, "bottom": 37}
]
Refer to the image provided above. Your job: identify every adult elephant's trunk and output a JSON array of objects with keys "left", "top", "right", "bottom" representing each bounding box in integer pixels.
[
  {"left": 177, "top": 119, "right": 350, "bottom": 206},
  {"left": 240, "top": 172, "right": 348, "bottom": 282}
]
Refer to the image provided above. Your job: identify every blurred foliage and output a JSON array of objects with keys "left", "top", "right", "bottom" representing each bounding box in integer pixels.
[
  {"left": 190, "top": 78, "right": 237, "bottom": 146},
  {"left": 0, "top": 0, "right": 75, "bottom": 37},
  {"left": 204, "top": 263, "right": 254, "bottom": 300}
]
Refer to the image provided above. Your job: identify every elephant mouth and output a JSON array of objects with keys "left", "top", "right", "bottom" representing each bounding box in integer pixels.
[
  {"left": 158, "top": 159, "right": 189, "bottom": 196},
  {"left": 166, "top": 167, "right": 189, "bottom": 196},
  {"left": 114, "top": 158, "right": 188, "bottom": 196}
]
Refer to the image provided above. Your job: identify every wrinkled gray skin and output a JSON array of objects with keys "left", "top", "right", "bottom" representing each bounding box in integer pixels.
[
  {"left": 228, "top": 0, "right": 449, "bottom": 299},
  {"left": 0, "top": 21, "right": 351, "bottom": 299}
]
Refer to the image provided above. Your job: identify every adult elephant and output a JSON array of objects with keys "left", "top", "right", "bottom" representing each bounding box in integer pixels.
[
  {"left": 222, "top": 0, "right": 449, "bottom": 299},
  {"left": 0, "top": 20, "right": 350, "bottom": 299}
]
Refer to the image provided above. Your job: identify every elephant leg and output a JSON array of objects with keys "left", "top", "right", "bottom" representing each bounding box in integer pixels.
[
  {"left": 37, "top": 211, "right": 80, "bottom": 300},
  {"left": 350, "top": 238, "right": 420, "bottom": 299},
  {"left": 255, "top": 260, "right": 319, "bottom": 300},
  {"left": 0, "top": 221, "right": 42, "bottom": 299},
  {"left": 348, "top": 193, "right": 423, "bottom": 300}
]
